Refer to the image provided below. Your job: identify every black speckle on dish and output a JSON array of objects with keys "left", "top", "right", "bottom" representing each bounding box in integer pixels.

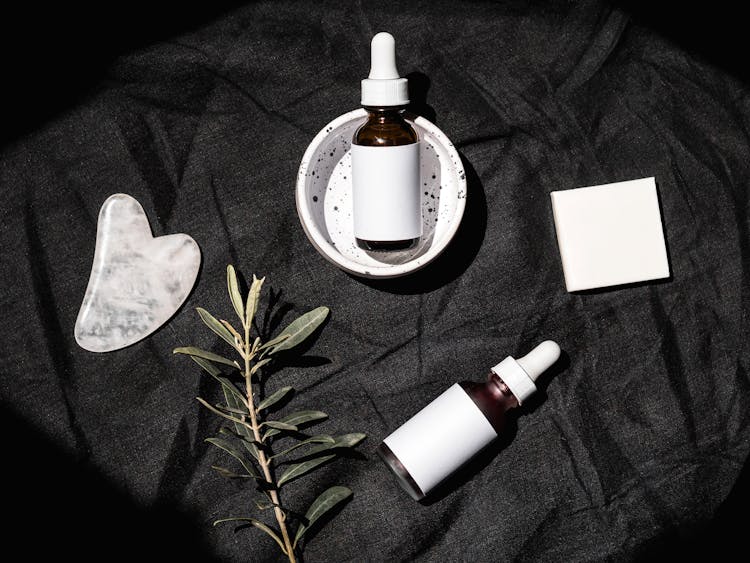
[
  {"left": 330, "top": 153, "right": 334, "bottom": 157},
  {"left": 431, "top": 174, "right": 436, "bottom": 179},
  {"left": 428, "top": 208, "right": 433, "bottom": 213},
  {"left": 312, "top": 195, "right": 318, "bottom": 202},
  {"left": 424, "top": 191, "right": 428, "bottom": 196},
  {"left": 343, "top": 176, "right": 347, "bottom": 180},
  {"left": 311, "top": 171, "right": 315, "bottom": 176},
  {"left": 430, "top": 194, "right": 435, "bottom": 199},
  {"left": 334, "top": 206, "right": 338, "bottom": 211}
]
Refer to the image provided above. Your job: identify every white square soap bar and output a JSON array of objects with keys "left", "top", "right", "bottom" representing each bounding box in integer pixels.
[{"left": 550, "top": 177, "right": 670, "bottom": 292}]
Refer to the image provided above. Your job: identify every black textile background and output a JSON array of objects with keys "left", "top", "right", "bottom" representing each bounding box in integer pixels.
[{"left": 1, "top": 1, "right": 749, "bottom": 560}]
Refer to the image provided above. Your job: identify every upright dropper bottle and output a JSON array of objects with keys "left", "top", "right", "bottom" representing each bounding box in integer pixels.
[
  {"left": 351, "top": 32, "right": 422, "bottom": 252},
  {"left": 378, "top": 341, "right": 561, "bottom": 500}
]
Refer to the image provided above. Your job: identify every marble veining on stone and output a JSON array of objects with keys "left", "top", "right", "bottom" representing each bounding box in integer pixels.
[{"left": 75, "top": 193, "right": 201, "bottom": 352}]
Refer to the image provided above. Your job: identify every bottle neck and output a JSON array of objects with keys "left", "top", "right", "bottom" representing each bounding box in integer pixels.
[
  {"left": 363, "top": 106, "right": 406, "bottom": 120},
  {"left": 486, "top": 372, "right": 520, "bottom": 408}
]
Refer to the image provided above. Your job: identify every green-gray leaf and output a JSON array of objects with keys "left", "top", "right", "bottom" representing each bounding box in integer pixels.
[
  {"left": 205, "top": 437, "right": 259, "bottom": 478},
  {"left": 213, "top": 517, "right": 286, "bottom": 554},
  {"left": 263, "top": 410, "right": 328, "bottom": 439},
  {"left": 218, "top": 428, "right": 261, "bottom": 462},
  {"left": 223, "top": 388, "right": 261, "bottom": 461},
  {"left": 257, "top": 386, "right": 293, "bottom": 411},
  {"left": 269, "top": 306, "right": 329, "bottom": 354},
  {"left": 227, "top": 265, "right": 245, "bottom": 325},
  {"left": 245, "top": 275, "right": 265, "bottom": 328},
  {"left": 257, "top": 333, "right": 290, "bottom": 352},
  {"left": 261, "top": 421, "right": 298, "bottom": 431},
  {"left": 298, "top": 433, "right": 367, "bottom": 459},
  {"left": 197, "top": 397, "right": 247, "bottom": 426},
  {"left": 293, "top": 486, "right": 352, "bottom": 548},
  {"left": 174, "top": 346, "right": 238, "bottom": 368},
  {"left": 251, "top": 357, "right": 273, "bottom": 375},
  {"left": 270, "top": 435, "right": 335, "bottom": 460},
  {"left": 214, "top": 403, "right": 249, "bottom": 416},
  {"left": 196, "top": 307, "right": 237, "bottom": 349},
  {"left": 188, "top": 356, "right": 246, "bottom": 405},
  {"left": 211, "top": 465, "right": 254, "bottom": 479},
  {"left": 277, "top": 454, "right": 336, "bottom": 487}
]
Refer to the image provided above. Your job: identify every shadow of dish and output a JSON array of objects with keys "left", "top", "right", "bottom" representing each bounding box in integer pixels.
[{"left": 357, "top": 153, "right": 487, "bottom": 294}]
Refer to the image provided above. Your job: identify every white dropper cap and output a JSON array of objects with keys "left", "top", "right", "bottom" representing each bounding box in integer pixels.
[
  {"left": 361, "top": 32, "right": 409, "bottom": 107},
  {"left": 490, "top": 341, "right": 561, "bottom": 404}
]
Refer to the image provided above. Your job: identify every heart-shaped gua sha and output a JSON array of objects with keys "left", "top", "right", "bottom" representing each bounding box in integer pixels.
[{"left": 75, "top": 193, "right": 201, "bottom": 352}]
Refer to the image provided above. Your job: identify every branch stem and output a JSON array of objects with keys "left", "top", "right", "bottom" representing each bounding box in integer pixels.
[{"left": 243, "top": 319, "right": 296, "bottom": 562}]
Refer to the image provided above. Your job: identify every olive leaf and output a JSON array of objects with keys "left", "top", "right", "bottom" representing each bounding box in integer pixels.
[
  {"left": 251, "top": 357, "right": 273, "bottom": 375},
  {"left": 258, "top": 386, "right": 294, "bottom": 411},
  {"left": 263, "top": 410, "right": 328, "bottom": 439},
  {"left": 290, "top": 433, "right": 366, "bottom": 461},
  {"left": 174, "top": 346, "right": 239, "bottom": 368},
  {"left": 223, "top": 388, "right": 260, "bottom": 462},
  {"left": 197, "top": 307, "right": 238, "bottom": 350},
  {"left": 213, "top": 517, "right": 287, "bottom": 554},
  {"left": 293, "top": 486, "right": 352, "bottom": 548},
  {"left": 258, "top": 333, "right": 290, "bottom": 352},
  {"left": 188, "top": 356, "right": 246, "bottom": 405},
  {"left": 227, "top": 265, "right": 245, "bottom": 325},
  {"left": 197, "top": 397, "right": 248, "bottom": 427},
  {"left": 214, "top": 403, "right": 250, "bottom": 416},
  {"left": 270, "top": 436, "right": 336, "bottom": 461},
  {"left": 212, "top": 465, "right": 255, "bottom": 479},
  {"left": 245, "top": 275, "right": 265, "bottom": 327},
  {"left": 277, "top": 455, "right": 336, "bottom": 487},
  {"left": 269, "top": 307, "right": 329, "bottom": 355},
  {"left": 261, "top": 421, "right": 299, "bottom": 431},
  {"left": 205, "top": 437, "right": 259, "bottom": 479}
]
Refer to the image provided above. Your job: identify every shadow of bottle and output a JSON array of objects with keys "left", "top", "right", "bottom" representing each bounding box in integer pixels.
[{"left": 405, "top": 71, "right": 437, "bottom": 124}]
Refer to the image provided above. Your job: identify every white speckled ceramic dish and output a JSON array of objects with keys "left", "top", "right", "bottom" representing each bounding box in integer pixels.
[{"left": 296, "top": 108, "right": 466, "bottom": 278}]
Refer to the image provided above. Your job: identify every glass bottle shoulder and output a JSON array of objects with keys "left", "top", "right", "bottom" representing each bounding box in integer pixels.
[
  {"left": 353, "top": 107, "right": 419, "bottom": 146},
  {"left": 459, "top": 374, "right": 519, "bottom": 433}
]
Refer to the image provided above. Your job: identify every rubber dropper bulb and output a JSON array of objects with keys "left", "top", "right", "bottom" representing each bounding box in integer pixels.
[
  {"left": 360, "top": 32, "right": 409, "bottom": 106},
  {"left": 516, "top": 340, "right": 561, "bottom": 381},
  {"left": 369, "top": 32, "right": 400, "bottom": 79}
]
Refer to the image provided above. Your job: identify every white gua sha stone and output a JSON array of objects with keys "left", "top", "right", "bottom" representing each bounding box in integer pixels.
[{"left": 75, "top": 193, "right": 201, "bottom": 352}]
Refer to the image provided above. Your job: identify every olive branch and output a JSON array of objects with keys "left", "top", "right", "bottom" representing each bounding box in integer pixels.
[{"left": 174, "top": 265, "right": 365, "bottom": 561}]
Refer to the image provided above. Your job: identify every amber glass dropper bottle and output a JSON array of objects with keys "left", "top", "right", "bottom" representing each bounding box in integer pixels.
[
  {"left": 351, "top": 32, "right": 422, "bottom": 251},
  {"left": 378, "top": 341, "right": 561, "bottom": 500}
]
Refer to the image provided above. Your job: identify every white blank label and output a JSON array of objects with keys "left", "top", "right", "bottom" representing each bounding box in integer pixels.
[{"left": 351, "top": 143, "right": 422, "bottom": 241}]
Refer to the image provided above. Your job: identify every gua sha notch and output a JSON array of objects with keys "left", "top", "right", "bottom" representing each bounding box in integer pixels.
[{"left": 74, "top": 193, "right": 201, "bottom": 353}]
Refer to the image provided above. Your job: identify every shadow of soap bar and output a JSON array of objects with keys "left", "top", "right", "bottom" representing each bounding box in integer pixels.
[
  {"left": 550, "top": 177, "right": 670, "bottom": 292},
  {"left": 75, "top": 193, "right": 201, "bottom": 352}
]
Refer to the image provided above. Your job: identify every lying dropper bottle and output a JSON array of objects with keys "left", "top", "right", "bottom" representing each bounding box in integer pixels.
[{"left": 377, "top": 341, "right": 561, "bottom": 500}]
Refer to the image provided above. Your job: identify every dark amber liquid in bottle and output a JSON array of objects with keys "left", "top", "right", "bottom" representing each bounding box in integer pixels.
[
  {"left": 353, "top": 106, "right": 420, "bottom": 251},
  {"left": 377, "top": 372, "right": 519, "bottom": 500},
  {"left": 459, "top": 373, "right": 519, "bottom": 434}
]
